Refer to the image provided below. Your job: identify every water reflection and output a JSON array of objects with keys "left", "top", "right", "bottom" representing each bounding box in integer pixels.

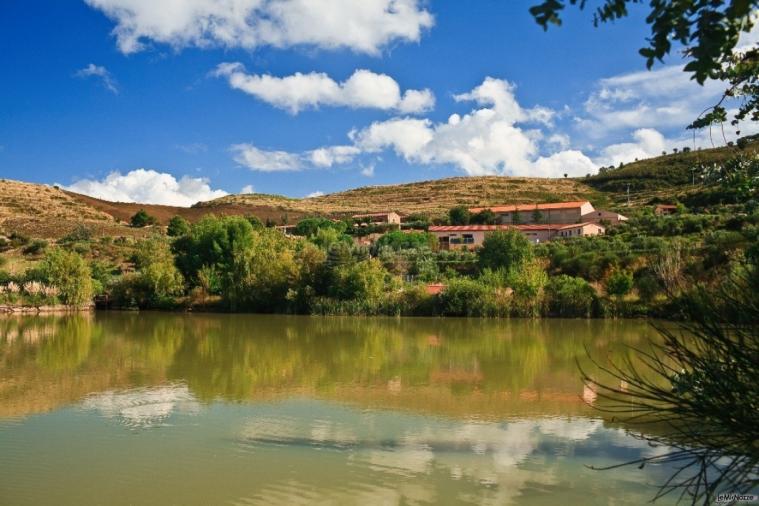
[
  {"left": 81, "top": 384, "right": 200, "bottom": 429},
  {"left": 0, "top": 312, "right": 662, "bottom": 421},
  {"left": 0, "top": 313, "right": 678, "bottom": 505}
]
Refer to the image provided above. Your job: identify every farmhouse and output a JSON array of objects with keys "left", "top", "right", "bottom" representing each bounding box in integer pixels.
[
  {"left": 429, "top": 222, "right": 605, "bottom": 249},
  {"left": 654, "top": 204, "right": 678, "bottom": 215},
  {"left": 351, "top": 212, "right": 402, "bottom": 225},
  {"left": 470, "top": 201, "right": 627, "bottom": 227}
]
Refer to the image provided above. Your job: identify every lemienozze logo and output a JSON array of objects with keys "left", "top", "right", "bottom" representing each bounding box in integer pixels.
[{"left": 715, "top": 493, "right": 758, "bottom": 504}]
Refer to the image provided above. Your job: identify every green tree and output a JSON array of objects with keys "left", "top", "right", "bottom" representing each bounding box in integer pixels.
[
  {"left": 167, "top": 216, "right": 190, "bottom": 237},
  {"left": 326, "top": 241, "right": 354, "bottom": 270},
  {"left": 438, "top": 277, "right": 501, "bottom": 316},
  {"left": 311, "top": 227, "right": 349, "bottom": 250},
  {"left": 224, "top": 228, "right": 299, "bottom": 311},
  {"left": 448, "top": 206, "right": 471, "bottom": 225},
  {"left": 546, "top": 274, "right": 596, "bottom": 317},
  {"left": 132, "top": 237, "right": 184, "bottom": 301},
  {"left": 606, "top": 269, "right": 633, "bottom": 300},
  {"left": 172, "top": 215, "right": 255, "bottom": 284},
  {"left": 130, "top": 209, "right": 157, "bottom": 228},
  {"left": 294, "top": 217, "right": 347, "bottom": 237},
  {"left": 470, "top": 209, "right": 498, "bottom": 225},
  {"left": 246, "top": 215, "right": 264, "bottom": 229},
  {"left": 330, "top": 259, "right": 386, "bottom": 301},
  {"left": 374, "top": 230, "right": 436, "bottom": 251},
  {"left": 529, "top": 0, "right": 759, "bottom": 128},
  {"left": 478, "top": 230, "right": 533, "bottom": 272},
  {"left": 41, "top": 248, "right": 93, "bottom": 307},
  {"left": 508, "top": 259, "right": 548, "bottom": 317}
]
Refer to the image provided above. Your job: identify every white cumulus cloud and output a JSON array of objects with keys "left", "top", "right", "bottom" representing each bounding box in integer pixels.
[
  {"left": 579, "top": 65, "right": 724, "bottom": 138},
  {"left": 214, "top": 64, "right": 434, "bottom": 114},
  {"left": 84, "top": 0, "right": 434, "bottom": 55},
  {"left": 65, "top": 168, "right": 227, "bottom": 206},
  {"left": 229, "top": 77, "right": 595, "bottom": 178},
  {"left": 231, "top": 144, "right": 302, "bottom": 172},
  {"left": 595, "top": 128, "right": 670, "bottom": 167}
]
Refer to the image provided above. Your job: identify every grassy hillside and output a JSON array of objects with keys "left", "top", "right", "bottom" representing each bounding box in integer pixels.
[
  {"left": 68, "top": 191, "right": 312, "bottom": 227},
  {"left": 0, "top": 179, "right": 136, "bottom": 239},
  {"left": 584, "top": 139, "right": 759, "bottom": 195},
  {"left": 201, "top": 176, "right": 605, "bottom": 217}
]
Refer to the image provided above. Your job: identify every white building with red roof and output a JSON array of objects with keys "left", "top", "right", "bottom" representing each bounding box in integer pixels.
[
  {"left": 469, "top": 200, "right": 627, "bottom": 227},
  {"left": 429, "top": 222, "right": 604, "bottom": 249}
]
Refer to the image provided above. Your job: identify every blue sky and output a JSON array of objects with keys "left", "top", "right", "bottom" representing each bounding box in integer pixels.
[{"left": 1, "top": 1, "right": 754, "bottom": 205}]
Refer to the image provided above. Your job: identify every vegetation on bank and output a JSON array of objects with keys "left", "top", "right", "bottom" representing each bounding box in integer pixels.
[{"left": 0, "top": 154, "right": 757, "bottom": 318}]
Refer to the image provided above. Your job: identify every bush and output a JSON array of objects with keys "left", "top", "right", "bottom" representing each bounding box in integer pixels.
[
  {"left": 373, "top": 230, "right": 436, "bottom": 251},
  {"left": 330, "top": 259, "right": 386, "bottom": 302},
  {"left": 470, "top": 209, "right": 498, "bottom": 224},
  {"left": 606, "top": 269, "right": 634, "bottom": 299},
  {"left": 508, "top": 259, "right": 548, "bottom": 317},
  {"left": 391, "top": 284, "right": 437, "bottom": 316},
  {"left": 439, "top": 278, "right": 490, "bottom": 316},
  {"left": 635, "top": 271, "right": 661, "bottom": 303},
  {"left": 438, "top": 278, "right": 508, "bottom": 317},
  {"left": 131, "top": 238, "right": 184, "bottom": 304},
  {"left": 172, "top": 215, "right": 255, "bottom": 284},
  {"left": 294, "top": 217, "right": 346, "bottom": 237},
  {"left": 246, "top": 215, "right": 264, "bottom": 229},
  {"left": 9, "top": 231, "right": 29, "bottom": 247},
  {"left": 130, "top": 209, "right": 158, "bottom": 228},
  {"left": 478, "top": 230, "right": 533, "bottom": 272},
  {"left": 448, "top": 206, "right": 471, "bottom": 225},
  {"left": 61, "top": 224, "right": 93, "bottom": 243},
  {"left": 40, "top": 249, "right": 93, "bottom": 307},
  {"left": 167, "top": 216, "right": 190, "bottom": 237},
  {"left": 546, "top": 275, "right": 596, "bottom": 317},
  {"left": 22, "top": 239, "right": 48, "bottom": 256}
]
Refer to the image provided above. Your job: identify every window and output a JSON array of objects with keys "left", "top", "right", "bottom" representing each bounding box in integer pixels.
[{"left": 462, "top": 234, "right": 474, "bottom": 244}]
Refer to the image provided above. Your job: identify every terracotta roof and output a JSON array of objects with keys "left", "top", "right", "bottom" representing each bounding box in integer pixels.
[
  {"left": 425, "top": 283, "right": 446, "bottom": 295},
  {"left": 429, "top": 223, "right": 601, "bottom": 232},
  {"left": 469, "top": 201, "right": 592, "bottom": 213}
]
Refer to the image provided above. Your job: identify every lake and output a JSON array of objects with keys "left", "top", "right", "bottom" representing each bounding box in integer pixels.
[{"left": 0, "top": 313, "right": 678, "bottom": 505}]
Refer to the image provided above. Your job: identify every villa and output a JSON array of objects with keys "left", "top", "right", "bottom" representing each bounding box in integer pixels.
[
  {"left": 469, "top": 200, "right": 627, "bottom": 227},
  {"left": 429, "top": 223, "right": 605, "bottom": 249},
  {"left": 351, "top": 212, "right": 402, "bottom": 225}
]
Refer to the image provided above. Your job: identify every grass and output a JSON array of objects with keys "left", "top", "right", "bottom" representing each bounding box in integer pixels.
[
  {"left": 204, "top": 176, "right": 604, "bottom": 217},
  {"left": 584, "top": 140, "right": 759, "bottom": 194}
]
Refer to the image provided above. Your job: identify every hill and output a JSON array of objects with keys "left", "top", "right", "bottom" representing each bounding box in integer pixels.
[
  {"left": 199, "top": 176, "right": 604, "bottom": 217},
  {"left": 584, "top": 138, "right": 759, "bottom": 196},
  {"left": 2, "top": 139, "right": 755, "bottom": 239},
  {"left": 68, "top": 191, "right": 312, "bottom": 227},
  {"left": 0, "top": 179, "right": 134, "bottom": 239}
]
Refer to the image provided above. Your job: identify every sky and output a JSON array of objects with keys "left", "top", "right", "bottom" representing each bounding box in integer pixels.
[{"left": 1, "top": 0, "right": 756, "bottom": 206}]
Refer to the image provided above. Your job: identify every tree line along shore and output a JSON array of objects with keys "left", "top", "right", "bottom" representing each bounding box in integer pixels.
[{"left": 1, "top": 154, "right": 757, "bottom": 319}]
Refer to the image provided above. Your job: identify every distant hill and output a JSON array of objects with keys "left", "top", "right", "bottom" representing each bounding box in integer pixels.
[
  {"left": 584, "top": 138, "right": 759, "bottom": 195},
  {"left": 199, "top": 176, "right": 604, "bottom": 217},
  {"left": 2, "top": 140, "right": 754, "bottom": 239},
  {"left": 0, "top": 179, "right": 134, "bottom": 239},
  {"left": 68, "top": 191, "right": 313, "bottom": 228}
]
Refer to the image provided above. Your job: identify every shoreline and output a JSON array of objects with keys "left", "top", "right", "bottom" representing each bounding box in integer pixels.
[{"left": 0, "top": 304, "right": 93, "bottom": 314}]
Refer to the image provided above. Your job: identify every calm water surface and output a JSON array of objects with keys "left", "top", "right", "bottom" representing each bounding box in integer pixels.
[{"left": 0, "top": 313, "right": 678, "bottom": 505}]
